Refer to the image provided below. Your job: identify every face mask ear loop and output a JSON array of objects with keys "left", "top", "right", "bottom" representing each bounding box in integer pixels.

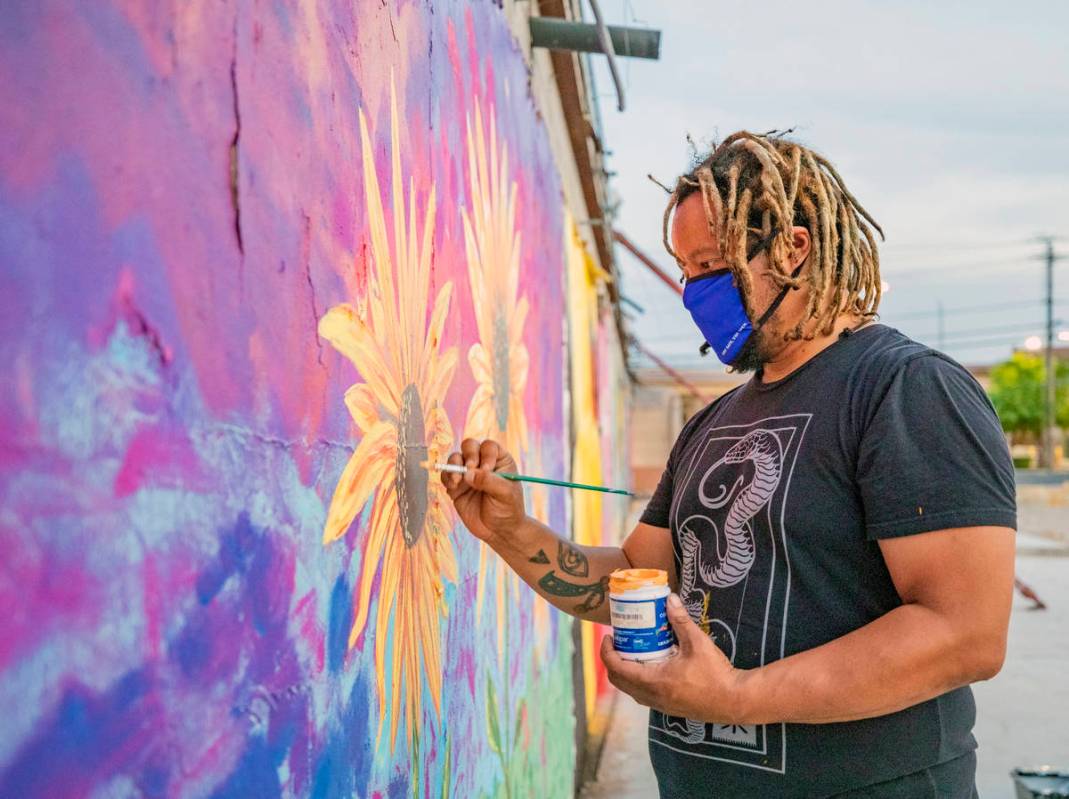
[{"left": 753, "top": 261, "right": 804, "bottom": 328}]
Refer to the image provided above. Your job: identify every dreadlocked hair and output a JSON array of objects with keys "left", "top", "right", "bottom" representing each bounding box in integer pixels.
[{"left": 662, "top": 131, "right": 884, "bottom": 341}]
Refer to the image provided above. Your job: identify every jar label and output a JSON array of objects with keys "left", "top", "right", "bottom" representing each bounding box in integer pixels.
[{"left": 610, "top": 596, "right": 676, "bottom": 654}]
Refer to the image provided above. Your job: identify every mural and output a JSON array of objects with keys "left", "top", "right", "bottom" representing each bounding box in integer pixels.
[
  {"left": 0, "top": 1, "right": 580, "bottom": 797},
  {"left": 460, "top": 97, "right": 530, "bottom": 667},
  {"left": 317, "top": 80, "right": 459, "bottom": 755},
  {"left": 564, "top": 217, "right": 621, "bottom": 724}
]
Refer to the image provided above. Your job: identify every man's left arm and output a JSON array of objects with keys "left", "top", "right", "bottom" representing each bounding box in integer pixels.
[{"left": 602, "top": 523, "right": 1014, "bottom": 725}]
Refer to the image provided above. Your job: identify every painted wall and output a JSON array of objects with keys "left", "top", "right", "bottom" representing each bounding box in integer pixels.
[
  {"left": 0, "top": 1, "right": 580, "bottom": 796},
  {"left": 564, "top": 217, "right": 634, "bottom": 739}
]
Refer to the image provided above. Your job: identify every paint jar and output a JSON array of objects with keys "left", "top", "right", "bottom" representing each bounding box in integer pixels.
[{"left": 609, "top": 569, "right": 677, "bottom": 661}]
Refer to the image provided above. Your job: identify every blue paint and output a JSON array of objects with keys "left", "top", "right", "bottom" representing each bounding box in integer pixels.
[
  {"left": 0, "top": 668, "right": 154, "bottom": 798},
  {"left": 140, "top": 762, "right": 170, "bottom": 798},
  {"left": 248, "top": 527, "right": 288, "bottom": 637},
  {"left": 271, "top": 0, "right": 294, "bottom": 35},
  {"left": 209, "top": 736, "right": 282, "bottom": 799},
  {"left": 178, "top": 514, "right": 293, "bottom": 682},
  {"left": 310, "top": 673, "right": 372, "bottom": 799},
  {"left": 79, "top": 3, "right": 157, "bottom": 81},
  {"left": 171, "top": 609, "right": 213, "bottom": 678},
  {"left": 327, "top": 574, "right": 352, "bottom": 673},
  {"left": 386, "top": 767, "right": 411, "bottom": 799},
  {"left": 0, "top": 0, "right": 32, "bottom": 45},
  {"left": 196, "top": 513, "right": 261, "bottom": 604}
]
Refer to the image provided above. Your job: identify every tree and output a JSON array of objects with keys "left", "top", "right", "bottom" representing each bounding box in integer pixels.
[{"left": 987, "top": 352, "right": 1069, "bottom": 438}]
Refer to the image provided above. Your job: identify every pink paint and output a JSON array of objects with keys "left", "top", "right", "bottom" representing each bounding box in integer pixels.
[
  {"left": 143, "top": 553, "right": 163, "bottom": 660},
  {"left": 0, "top": 528, "right": 102, "bottom": 671},
  {"left": 294, "top": 590, "right": 326, "bottom": 674},
  {"left": 114, "top": 424, "right": 204, "bottom": 497}
]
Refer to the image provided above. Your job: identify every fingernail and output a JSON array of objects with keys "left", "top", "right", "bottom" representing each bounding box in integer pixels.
[{"left": 667, "top": 593, "right": 682, "bottom": 610}]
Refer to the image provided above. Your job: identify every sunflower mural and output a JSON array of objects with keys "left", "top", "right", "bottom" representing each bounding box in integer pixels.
[
  {"left": 318, "top": 81, "right": 458, "bottom": 753},
  {"left": 526, "top": 446, "right": 553, "bottom": 665},
  {"left": 460, "top": 99, "right": 531, "bottom": 663}
]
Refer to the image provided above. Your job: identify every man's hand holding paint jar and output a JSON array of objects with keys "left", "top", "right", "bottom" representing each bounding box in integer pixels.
[{"left": 600, "top": 592, "right": 745, "bottom": 724}]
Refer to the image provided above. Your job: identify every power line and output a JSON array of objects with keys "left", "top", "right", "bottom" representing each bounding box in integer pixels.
[
  {"left": 883, "top": 257, "right": 1040, "bottom": 277},
  {"left": 912, "top": 319, "right": 1060, "bottom": 344},
  {"left": 884, "top": 298, "right": 1050, "bottom": 321},
  {"left": 881, "top": 238, "right": 1051, "bottom": 253}
]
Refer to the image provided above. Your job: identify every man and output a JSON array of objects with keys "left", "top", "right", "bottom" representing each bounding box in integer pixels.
[{"left": 443, "top": 131, "right": 1015, "bottom": 798}]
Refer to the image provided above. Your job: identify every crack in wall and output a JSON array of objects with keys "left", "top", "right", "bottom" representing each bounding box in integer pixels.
[
  {"left": 120, "top": 295, "right": 173, "bottom": 369},
  {"left": 381, "top": 0, "right": 398, "bottom": 43},
  {"left": 229, "top": 18, "right": 244, "bottom": 256},
  {"left": 205, "top": 421, "right": 353, "bottom": 454},
  {"left": 302, "top": 213, "right": 326, "bottom": 370}
]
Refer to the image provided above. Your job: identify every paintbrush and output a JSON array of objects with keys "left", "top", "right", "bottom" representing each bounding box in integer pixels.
[{"left": 422, "top": 461, "right": 633, "bottom": 496}]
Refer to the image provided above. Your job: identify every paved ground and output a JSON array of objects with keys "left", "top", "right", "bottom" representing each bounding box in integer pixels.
[
  {"left": 581, "top": 507, "right": 1069, "bottom": 799},
  {"left": 973, "top": 535, "right": 1069, "bottom": 797}
]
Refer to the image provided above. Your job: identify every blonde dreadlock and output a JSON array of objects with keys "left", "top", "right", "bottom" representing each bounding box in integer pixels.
[{"left": 662, "top": 131, "right": 884, "bottom": 341}]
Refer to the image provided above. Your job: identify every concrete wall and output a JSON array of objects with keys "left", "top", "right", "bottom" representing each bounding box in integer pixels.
[{"left": 0, "top": 1, "right": 599, "bottom": 796}]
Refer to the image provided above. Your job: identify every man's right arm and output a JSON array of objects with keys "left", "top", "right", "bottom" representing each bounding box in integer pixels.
[
  {"left": 487, "top": 517, "right": 677, "bottom": 625},
  {"left": 442, "top": 438, "right": 676, "bottom": 625}
]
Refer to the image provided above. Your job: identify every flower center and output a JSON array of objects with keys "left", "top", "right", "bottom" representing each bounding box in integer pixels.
[
  {"left": 492, "top": 313, "right": 511, "bottom": 433},
  {"left": 395, "top": 383, "right": 429, "bottom": 548}
]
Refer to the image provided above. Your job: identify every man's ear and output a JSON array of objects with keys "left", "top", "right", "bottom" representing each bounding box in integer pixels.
[{"left": 790, "top": 226, "right": 812, "bottom": 271}]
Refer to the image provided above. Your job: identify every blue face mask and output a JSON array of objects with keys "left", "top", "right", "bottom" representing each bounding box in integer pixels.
[
  {"left": 681, "top": 232, "right": 801, "bottom": 366},
  {"left": 682, "top": 270, "right": 755, "bottom": 365}
]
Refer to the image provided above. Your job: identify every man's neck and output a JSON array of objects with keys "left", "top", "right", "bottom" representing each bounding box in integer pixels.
[{"left": 759, "top": 316, "right": 869, "bottom": 383}]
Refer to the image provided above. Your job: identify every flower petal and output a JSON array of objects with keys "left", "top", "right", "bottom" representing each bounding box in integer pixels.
[
  {"left": 343, "top": 384, "right": 381, "bottom": 432},
  {"left": 374, "top": 529, "right": 402, "bottom": 731},
  {"left": 424, "top": 283, "right": 453, "bottom": 361},
  {"left": 509, "top": 342, "right": 529, "bottom": 394},
  {"left": 431, "top": 507, "right": 458, "bottom": 585},
  {"left": 425, "top": 345, "right": 458, "bottom": 414},
  {"left": 387, "top": 561, "right": 407, "bottom": 750},
  {"left": 319, "top": 304, "right": 400, "bottom": 413},
  {"left": 511, "top": 295, "right": 529, "bottom": 342},
  {"left": 509, "top": 396, "right": 528, "bottom": 459},
  {"left": 348, "top": 490, "right": 398, "bottom": 652},
  {"left": 467, "top": 342, "right": 492, "bottom": 387},
  {"left": 322, "top": 422, "right": 396, "bottom": 545},
  {"left": 415, "top": 281, "right": 450, "bottom": 390},
  {"left": 463, "top": 385, "right": 495, "bottom": 442},
  {"left": 425, "top": 405, "right": 454, "bottom": 459}
]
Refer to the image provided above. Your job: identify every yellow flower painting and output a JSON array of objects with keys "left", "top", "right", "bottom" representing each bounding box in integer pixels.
[
  {"left": 460, "top": 100, "right": 531, "bottom": 661},
  {"left": 527, "top": 448, "right": 552, "bottom": 664},
  {"left": 318, "top": 82, "right": 457, "bottom": 753}
]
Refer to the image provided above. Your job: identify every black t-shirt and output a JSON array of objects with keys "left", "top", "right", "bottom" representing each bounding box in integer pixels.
[{"left": 639, "top": 324, "right": 1016, "bottom": 798}]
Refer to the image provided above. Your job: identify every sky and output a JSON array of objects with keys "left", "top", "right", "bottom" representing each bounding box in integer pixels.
[{"left": 589, "top": 0, "right": 1069, "bottom": 371}]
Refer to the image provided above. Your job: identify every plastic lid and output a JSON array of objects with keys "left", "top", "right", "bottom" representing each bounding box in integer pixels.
[{"left": 609, "top": 568, "right": 668, "bottom": 594}]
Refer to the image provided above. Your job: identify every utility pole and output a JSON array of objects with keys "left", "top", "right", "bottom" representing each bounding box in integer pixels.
[{"left": 1039, "top": 236, "right": 1057, "bottom": 469}]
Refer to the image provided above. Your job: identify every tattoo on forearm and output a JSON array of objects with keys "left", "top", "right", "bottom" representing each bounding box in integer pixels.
[
  {"left": 557, "top": 541, "right": 589, "bottom": 577},
  {"left": 575, "top": 577, "right": 610, "bottom": 613},
  {"left": 529, "top": 549, "right": 550, "bottom": 564},
  {"left": 537, "top": 572, "right": 609, "bottom": 613}
]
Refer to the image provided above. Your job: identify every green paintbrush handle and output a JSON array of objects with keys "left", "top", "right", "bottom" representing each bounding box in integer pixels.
[{"left": 497, "top": 472, "right": 633, "bottom": 497}]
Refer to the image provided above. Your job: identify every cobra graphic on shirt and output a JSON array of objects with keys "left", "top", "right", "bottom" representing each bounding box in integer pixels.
[{"left": 649, "top": 414, "right": 811, "bottom": 774}]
